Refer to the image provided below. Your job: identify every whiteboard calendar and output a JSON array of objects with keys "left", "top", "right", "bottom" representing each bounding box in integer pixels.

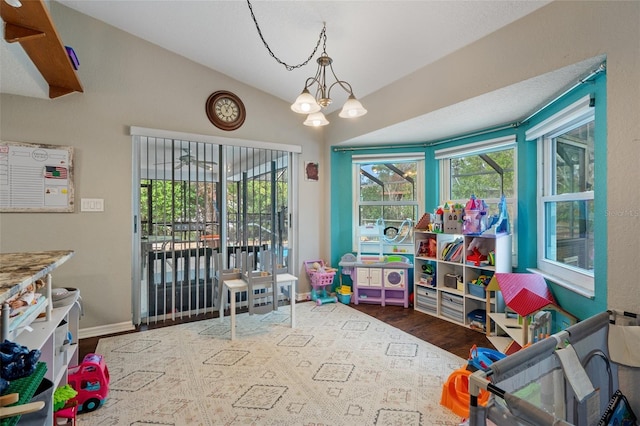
[{"left": 0, "top": 141, "right": 75, "bottom": 212}]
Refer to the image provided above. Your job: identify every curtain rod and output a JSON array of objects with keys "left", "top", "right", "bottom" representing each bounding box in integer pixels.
[
  {"left": 333, "top": 60, "right": 607, "bottom": 153},
  {"left": 521, "top": 61, "right": 606, "bottom": 124},
  {"left": 333, "top": 122, "right": 518, "bottom": 152}
]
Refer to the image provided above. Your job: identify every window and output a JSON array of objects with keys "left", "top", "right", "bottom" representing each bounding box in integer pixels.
[
  {"left": 352, "top": 154, "right": 424, "bottom": 253},
  {"left": 436, "top": 136, "right": 517, "bottom": 262},
  {"left": 527, "top": 95, "right": 595, "bottom": 294}
]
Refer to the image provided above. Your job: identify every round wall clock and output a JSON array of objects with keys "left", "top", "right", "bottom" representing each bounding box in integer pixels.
[{"left": 205, "top": 91, "right": 246, "bottom": 131}]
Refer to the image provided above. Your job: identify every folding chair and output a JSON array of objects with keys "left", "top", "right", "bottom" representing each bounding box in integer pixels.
[{"left": 246, "top": 269, "right": 277, "bottom": 315}]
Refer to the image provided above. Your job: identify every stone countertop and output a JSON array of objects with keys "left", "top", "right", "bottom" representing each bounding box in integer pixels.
[{"left": 0, "top": 250, "right": 74, "bottom": 304}]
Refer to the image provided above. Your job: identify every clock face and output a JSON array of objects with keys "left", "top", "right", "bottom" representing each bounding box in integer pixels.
[
  {"left": 215, "top": 97, "right": 239, "bottom": 122},
  {"left": 206, "top": 91, "right": 246, "bottom": 131}
]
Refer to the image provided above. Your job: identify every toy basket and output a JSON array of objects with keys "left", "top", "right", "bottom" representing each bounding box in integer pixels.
[{"left": 303, "top": 260, "right": 336, "bottom": 288}]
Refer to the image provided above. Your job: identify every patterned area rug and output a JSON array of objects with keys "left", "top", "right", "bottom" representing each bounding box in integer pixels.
[{"left": 81, "top": 302, "right": 466, "bottom": 425}]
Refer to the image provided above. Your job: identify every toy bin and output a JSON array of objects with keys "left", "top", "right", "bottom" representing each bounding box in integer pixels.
[
  {"left": 337, "top": 293, "right": 351, "bottom": 304},
  {"left": 467, "top": 282, "right": 486, "bottom": 298},
  {"left": 336, "top": 286, "right": 352, "bottom": 304}
]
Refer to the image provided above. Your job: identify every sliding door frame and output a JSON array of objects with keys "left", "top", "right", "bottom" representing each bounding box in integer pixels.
[{"left": 130, "top": 126, "right": 301, "bottom": 325}]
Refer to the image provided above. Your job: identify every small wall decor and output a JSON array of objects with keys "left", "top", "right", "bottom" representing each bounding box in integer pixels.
[
  {"left": 305, "top": 161, "right": 319, "bottom": 181},
  {"left": 0, "top": 141, "right": 74, "bottom": 212}
]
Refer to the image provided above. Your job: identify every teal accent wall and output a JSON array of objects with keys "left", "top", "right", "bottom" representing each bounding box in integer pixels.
[
  {"left": 330, "top": 149, "right": 355, "bottom": 268},
  {"left": 330, "top": 73, "right": 607, "bottom": 320},
  {"left": 516, "top": 125, "right": 538, "bottom": 269},
  {"left": 521, "top": 73, "right": 607, "bottom": 320}
]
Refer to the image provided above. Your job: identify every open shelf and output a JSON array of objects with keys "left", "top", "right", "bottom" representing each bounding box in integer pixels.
[
  {"left": 487, "top": 312, "right": 525, "bottom": 347},
  {"left": 1, "top": 0, "right": 83, "bottom": 98},
  {"left": 413, "top": 230, "right": 512, "bottom": 343}
]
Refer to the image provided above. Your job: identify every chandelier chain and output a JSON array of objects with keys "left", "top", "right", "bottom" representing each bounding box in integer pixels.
[{"left": 247, "top": 0, "right": 326, "bottom": 71}]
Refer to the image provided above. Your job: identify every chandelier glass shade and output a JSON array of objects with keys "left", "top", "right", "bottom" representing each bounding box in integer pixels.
[
  {"left": 303, "top": 112, "right": 330, "bottom": 127},
  {"left": 291, "top": 51, "right": 367, "bottom": 127}
]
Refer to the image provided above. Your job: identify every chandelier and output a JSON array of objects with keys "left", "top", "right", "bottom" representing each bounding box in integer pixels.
[
  {"left": 290, "top": 27, "right": 367, "bottom": 126},
  {"left": 247, "top": 1, "right": 367, "bottom": 127}
]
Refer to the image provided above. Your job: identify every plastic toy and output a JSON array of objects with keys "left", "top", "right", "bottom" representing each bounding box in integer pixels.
[
  {"left": 466, "top": 247, "right": 487, "bottom": 266},
  {"left": 67, "top": 353, "right": 110, "bottom": 413},
  {"left": 431, "top": 207, "right": 444, "bottom": 232},
  {"left": 440, "top": 367, "right": 490, "bottom": 417},
  {"left": 467, "top": 345, "right": 506, "bottom": 371},
  {"left": 54, "top": 403, "right": 78, "bottom": 426},
  {"left": 304, "top": 260, "right": 337, "bottom": 305},
  {"left": 315, "top": 295, "right": 338, "bottom": 305},
  {"left": 485, "top": 194, "right": 510, "bottom": 235},
  {"left": 53, "top": 384, "right": 78, "bottom": 411},
  {"left": 336, "top": 285, "right": 352, "bottom": 304}
]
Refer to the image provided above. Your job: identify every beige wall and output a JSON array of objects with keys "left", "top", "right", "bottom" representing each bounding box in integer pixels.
[
  {"left": 0, "top": 3, "right": 323, "bottom": 332},
  {"left": 1, "top": 1, "right": 639, "bottom": 332}
]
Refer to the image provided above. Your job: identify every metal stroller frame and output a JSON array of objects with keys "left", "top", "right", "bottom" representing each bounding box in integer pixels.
[{"left": 468, "top": 310, "right": 640, "bottom": 426}]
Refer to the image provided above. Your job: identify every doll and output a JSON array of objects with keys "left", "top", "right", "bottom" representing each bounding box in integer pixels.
[{"left": 6, "top": 279, "right": 45, "bottom": 311}]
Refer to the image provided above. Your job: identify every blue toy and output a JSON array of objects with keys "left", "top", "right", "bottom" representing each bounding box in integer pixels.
[
  {"left": 315, "top": 295, "right": 338, "bottom": 305},
  {"left": 486, "top": 194, "right": 510, "bottom": 235},
  {"left": 467, "top": 345, "right": 506, "bottom": 372}
]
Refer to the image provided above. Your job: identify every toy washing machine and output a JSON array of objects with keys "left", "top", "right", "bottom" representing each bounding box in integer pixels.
[{"left": 384, "top": 269, "right": 406, "bottom": 288}]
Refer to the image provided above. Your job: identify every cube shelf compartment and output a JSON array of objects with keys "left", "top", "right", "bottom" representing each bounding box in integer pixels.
[{"left": 413, "top": 231, "right": 512, "bottom": 344}]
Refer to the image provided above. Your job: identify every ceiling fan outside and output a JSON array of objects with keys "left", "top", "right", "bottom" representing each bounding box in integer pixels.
[{"left": 156, "top": 148, "right": 217, "bottom": 170}]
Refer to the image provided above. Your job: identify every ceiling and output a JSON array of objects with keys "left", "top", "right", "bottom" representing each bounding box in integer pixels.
[{"left": 1, "top": 0, "right": 604, "bottom": 145}]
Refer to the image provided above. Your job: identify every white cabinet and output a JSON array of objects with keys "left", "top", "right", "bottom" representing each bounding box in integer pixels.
[
  {"left": 13, "top": 296, "right": 81, "bottom": 388},
  {"left": 355, "top": 267, "right": 382, "bottom": 287},
  {"left": 0, "top": 251, "right": 78, "bottom": 421},
  {"left": 413, "top": 231, "right": 511, "bottom": 335}
]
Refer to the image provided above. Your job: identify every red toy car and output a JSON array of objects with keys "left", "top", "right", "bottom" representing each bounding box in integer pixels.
[{"left": 67, "top": 353, "right": 110, "bottom": 413}]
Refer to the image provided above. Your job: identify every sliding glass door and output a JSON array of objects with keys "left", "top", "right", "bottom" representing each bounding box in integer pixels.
[{"left": 132, "top": 134, "right": 294, "bottom": 325}]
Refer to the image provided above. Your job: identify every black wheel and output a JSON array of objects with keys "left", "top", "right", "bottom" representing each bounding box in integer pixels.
[{"left": 82, "top": 398, "right": 101, "bottom": 413}]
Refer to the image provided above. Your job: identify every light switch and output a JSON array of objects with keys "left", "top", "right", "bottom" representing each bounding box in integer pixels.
[{"left": 81, "top": 198, "right": 104, "bottom": 212}]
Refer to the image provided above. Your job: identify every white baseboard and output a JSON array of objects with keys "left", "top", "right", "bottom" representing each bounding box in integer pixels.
[
  {"left": 79, "top": 295, "right": 311, "bottom": 340},
  {"left": 297, "top": 292, "right": 310, "bottom": 302},
  {"left": 79, "top": 321, "right": 135, "bottom": 339}
]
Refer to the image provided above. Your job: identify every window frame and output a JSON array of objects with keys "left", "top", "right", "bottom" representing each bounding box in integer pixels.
[
  {"left": 436, "top": 136, "right": 518, "bottom": 266},
  {"left": 351, "top": 153, "right": 425, "bottom": 254},
  {"left": 528, "top": 95, "right": 595, "bottom": 296}
]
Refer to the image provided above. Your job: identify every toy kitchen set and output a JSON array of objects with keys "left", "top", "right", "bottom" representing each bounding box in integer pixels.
[{"left": 339, "top": 222, "right": 413, "bottom": 308}]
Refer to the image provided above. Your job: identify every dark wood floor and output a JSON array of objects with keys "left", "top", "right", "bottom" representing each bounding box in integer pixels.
[{"left": 79, "top": 301, "right": 494, "bottom": 361}]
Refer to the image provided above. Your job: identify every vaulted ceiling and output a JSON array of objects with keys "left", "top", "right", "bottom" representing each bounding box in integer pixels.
[{"left": 1, "top": 1, "right": 603, "bottom": 145}]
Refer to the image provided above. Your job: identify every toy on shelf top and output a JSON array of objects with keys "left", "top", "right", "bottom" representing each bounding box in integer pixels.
[
  {"left": 419, "top": 194, "right": 510, "bottom": 236},
  {"left": 425, "top": 203, "right": 464, "bottom": 234},
  {"left": 485, "top": 194, "right": 510, "bottom": 235},
  {"left": 463, "top": 195, "right": 489, "bottom": 235}
]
